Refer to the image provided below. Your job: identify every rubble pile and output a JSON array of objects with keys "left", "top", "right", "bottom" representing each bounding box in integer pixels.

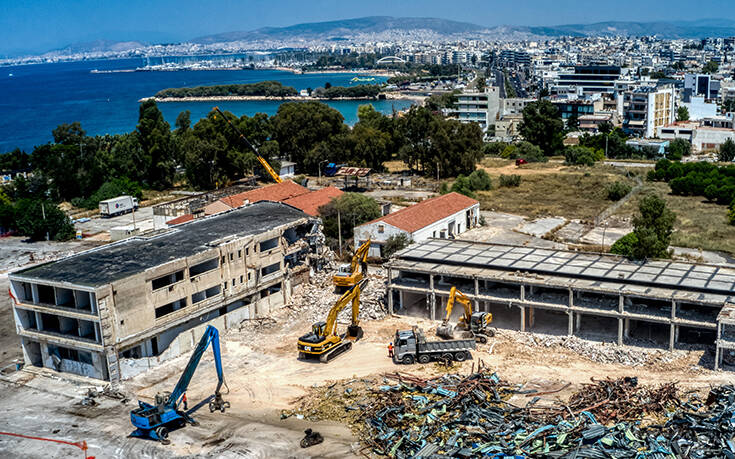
[
  {"left": 285, "top": 370, "right": 735, "bottom": 458},
  {"left": 286, "top": 268, "right": 388, "bottom": 324},
  {"left": 504, "top": 330, "right": 678, "bottom": 367}
]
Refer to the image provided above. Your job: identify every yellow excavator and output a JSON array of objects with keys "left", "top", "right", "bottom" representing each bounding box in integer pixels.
[
  {"left": 436, "top": 286, "right": 494, "bottom": 343},
  {"left": 213, "top": 106, "right": 282, "bottom": 183},
  {"left": 297, "top": 279, "right": 367, "bottom": 362},
  {"left": 332, "top": 239, "right": 371, "bottom": 288}
]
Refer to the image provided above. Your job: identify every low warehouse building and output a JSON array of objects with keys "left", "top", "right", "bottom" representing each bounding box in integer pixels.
[
  {"left": 354, "top": 192, "right": 480, "bottom": 258},
  {"left": 9, "top": 201, "right": 324, "bottom": 381},
  {"left": 386, "top": 239, "right": 735, "bottom": 370}
]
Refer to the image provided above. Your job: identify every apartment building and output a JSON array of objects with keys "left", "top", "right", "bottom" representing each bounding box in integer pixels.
[
  {"left": 9, "top": 201, "right": 323, "bottom": 382},
  {"left": 552, "top": 65, "right": 622, "bottom": 94},
  {"left": 454, "top": 87, "right": 500, "bottom": 131},
  {"left": 621, "top": 85, "right": 675, "bottom": 138}
]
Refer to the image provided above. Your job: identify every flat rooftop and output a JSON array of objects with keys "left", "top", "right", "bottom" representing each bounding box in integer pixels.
[
  {"left": 12, "top": 201, "right": 312, "bottom": 287},
  {"left": 393, "top": 239, "right": 735, "bottom": 297}
]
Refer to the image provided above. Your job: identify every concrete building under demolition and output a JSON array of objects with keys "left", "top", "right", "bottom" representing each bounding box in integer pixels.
[
  {"left": 9, "top": 201, "right": 323, "bottom": 381},
  {"left": 386, "top": 239, "right": 735, "bottom": 370}
]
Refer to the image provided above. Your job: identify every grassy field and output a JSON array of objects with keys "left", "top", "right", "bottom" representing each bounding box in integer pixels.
[
  {"left": 475, "top": 160, "right": 636, "bottom": 221},
  {"left": 616, "top": 182, "right": 735, "bottom": 255}
]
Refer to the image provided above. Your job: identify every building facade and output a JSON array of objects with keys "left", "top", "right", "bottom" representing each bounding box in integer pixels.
[
  {"left": 9, "top": 202, "right": 323, "bottom": 381},
  {"left": 621, "top": 85, "right": 675, "bottom": 138}
]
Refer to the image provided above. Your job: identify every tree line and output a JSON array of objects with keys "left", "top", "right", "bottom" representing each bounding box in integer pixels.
[
  {"left": 1, "top": 99, "right": 484, "bottom": 239},
  {"left": 154, "top": 81, "right": 381, "bottom": 100}
]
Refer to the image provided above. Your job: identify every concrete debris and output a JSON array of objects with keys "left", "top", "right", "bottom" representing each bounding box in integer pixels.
[
  {"left": 286, "top": 267, "right": 388, "bottom": 324},
  {"left": 502, "top": 330, "right": 678, "bottom": 367},
  {"left": 80, "top": 385, "right": 130, "bottom": 406}
]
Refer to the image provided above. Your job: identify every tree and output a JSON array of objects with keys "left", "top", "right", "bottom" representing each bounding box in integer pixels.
[
  {"left": 13, "top": 199, "right": 75, "bottom": 241},
  {"left": 519, "top": 100, "right": 565, "bottom": 156},
  {"left": 514, "top": 141, "right": 547, "bottom": 163},
  {"left": 702, "top": 60, "right": 719, "bottom": 74},
  {"left": 136, "top": 99, "right": 176, "bottom": 189},
  {"left": 566, "top": 113, "right": 579, "bottom": 131},
  {"left": 175, "top": 110, "right": 191, "bottom": 134},
  {"left": 52, "top": 122, "right": 86, "bottom": 145},
  {"left": 476, "top": 76, "right": 486, "bottom": 92},
  {"left": 450, "top": 175, "right": 476, "bottom": 198},
  {"left": 272, "top": 101, "right": 346, "bottom": 174},
  {"left": 0, "top": 149, "right": 31, "bottom": 171},
  {"left": 318, "top": 193, "right": 381, "bottom": 241},
  {"left": 383, "top": 233, "right": 411, "bottom": 258},
  {"left": 606, "top": 181, "right": 632, "bottom": 201},
  {"left": 677, "top": 106, "right": 690, "bottom": 122},
  {"left": 719, "top": 139, "right": 735, "bottom": 163},
  {"left": 628, "top": 194, "right": 676, "bottom": 259},
  {"left": 667, "top": 138, "right": 691, "bottom": 161},
  {"left": 610, "top": 232, "right": 638, "bottom": 256}
]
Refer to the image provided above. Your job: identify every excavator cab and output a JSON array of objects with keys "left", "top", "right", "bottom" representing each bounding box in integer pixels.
[{"left": 333, "top": 240, "right": 371, "bottom": 288}]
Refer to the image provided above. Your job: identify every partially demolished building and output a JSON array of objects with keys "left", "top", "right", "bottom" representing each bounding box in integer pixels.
[
  {"left": 387, "top": 239, "right": 735, "bottom": 370},
  {"left": 9, "top": 201, "right": 323, "bottom": 381}
]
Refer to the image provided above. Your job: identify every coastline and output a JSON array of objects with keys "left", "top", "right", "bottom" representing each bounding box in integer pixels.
[{"left": 142, "top": 92, "right": 426, "bottom": 103}]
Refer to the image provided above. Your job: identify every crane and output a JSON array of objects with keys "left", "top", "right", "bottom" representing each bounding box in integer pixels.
[
  {"left": 212, "top": 106, "right": 282, "bottom": 183},
  {"left": 130, "top": 325, "right": 230, "bottom": 444},
  {"left": 332, "top": 239, "right": 371, "bottom": 288},
  {"left": 298, "top": 279, "right": 368, "bottom": 362},
  {"left": 436, "top": 286, "right": 494, "bottom": 343}
]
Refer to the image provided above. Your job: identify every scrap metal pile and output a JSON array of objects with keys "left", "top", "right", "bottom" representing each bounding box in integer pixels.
[{"left": 286, "top": 369, "right": 735, "bottom": 458}]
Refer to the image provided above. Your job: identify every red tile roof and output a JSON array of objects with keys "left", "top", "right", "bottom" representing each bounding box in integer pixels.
[
  {"left": 359, "top": 192, "right": 478, "bottom": 233},
  {"left": 220, "top": 180, "right": 309, "bottom": 208},
  {"left": 166, "top": 214, "right": 194, "bottom": 226},
  {"left": 283, "top": 186, "right": 343, "bottom": 216}
]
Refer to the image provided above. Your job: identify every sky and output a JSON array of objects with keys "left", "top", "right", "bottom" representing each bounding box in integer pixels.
[{"left": 2, "top": 0, "right": 735, "bottom": 55}]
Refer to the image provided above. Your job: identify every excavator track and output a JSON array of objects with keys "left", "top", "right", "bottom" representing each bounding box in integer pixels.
[{"left": 319, "top": 341, "right": 352, "bottom": 363}]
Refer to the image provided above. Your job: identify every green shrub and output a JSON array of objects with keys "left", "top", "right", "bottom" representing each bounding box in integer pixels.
[
  {"left": 468, "top": 169, "right": 492, "bottom": 191},
  {"left": 482, "top": 142, "right": 507, "bottom": 156},
  {"left": 383, "top": 233, "right": 411, "bottom": 259},
  {"left": 606, "top": 181, "right": 632, "bottom": 201},
  {"left": 450, "top": 175, "right": 476, "bottom": 198},
  {"left": 729, "top": 200, "right": 735, "bottom": 225},
  {"left": 499, "top": 174, "right": 521, "bottom": 187},
  {"left": 610, "top": 232, "right": 638, "bottom": 257},
  {"left": 514, "top": 141, "right": 547, "bottom": 163},
  {"left": 565, "top": 146, "right": 604, "bottom": 166}
]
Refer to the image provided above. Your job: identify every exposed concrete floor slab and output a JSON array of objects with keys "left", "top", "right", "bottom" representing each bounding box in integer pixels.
[
  {"left": 75, "top": 207, "right": 154, "bottom": 235},
  {"left": 580, "top": 225, "right": 632, "bottom": 246},
  {"left": 517, "top": 217, "right": 567, "bottom": 238},
  {"left": 554, "top": 220, "right": 590, "bottom": 243}
]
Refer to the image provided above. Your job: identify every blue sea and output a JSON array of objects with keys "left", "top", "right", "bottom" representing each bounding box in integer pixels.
[{"left": 0, "top": 58, "right": 414, "bottom": 153}]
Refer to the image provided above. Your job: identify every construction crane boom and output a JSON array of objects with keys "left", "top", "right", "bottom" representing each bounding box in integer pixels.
[
  {"left": 212, "top": 106, "right": 282, "bottom": 183},
  {"left": 333, "top": 239, "right": 371, "bottom": 287},
  {"left": 130, "top": 325, "right": 230, "bottom": 444}
]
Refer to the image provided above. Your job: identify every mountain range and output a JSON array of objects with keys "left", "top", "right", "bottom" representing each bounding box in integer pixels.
[{"left": 192, "top": 16, "right": 735, "bottom": 44}]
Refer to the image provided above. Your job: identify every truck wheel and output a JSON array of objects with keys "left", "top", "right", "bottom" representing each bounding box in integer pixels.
[
  {"left": 454, "top": 351, "right": 467, "bottom": 362},
  {"left": 402, "top": 355, "right": 415, "bottom": 365},
  {"left": 441, "top": 353, "right": 453, "bottom": 362},
  {"left": 418, "top": 354, "right": 431, "bottom": 364}
]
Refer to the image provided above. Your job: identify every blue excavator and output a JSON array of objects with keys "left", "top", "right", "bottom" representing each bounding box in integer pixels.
[{"left": 129, "top": 325, "right": 230, "bottom": 444}]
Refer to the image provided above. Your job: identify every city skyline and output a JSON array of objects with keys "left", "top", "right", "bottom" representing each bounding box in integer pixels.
[{"left": 3, "top": 0, "right": 735, "bottom": 55}]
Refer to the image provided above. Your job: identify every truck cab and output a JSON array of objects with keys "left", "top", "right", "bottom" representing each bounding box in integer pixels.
[{"left": 393, "top": 329, "right": 418, "bottom": 363}]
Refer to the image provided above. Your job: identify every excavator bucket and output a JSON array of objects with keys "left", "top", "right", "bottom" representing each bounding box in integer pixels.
[
  {"left": 347, "top": 325, "right": 364, "bottom": 340},
  {"left": 436, "top": 323, "right": 455, "bottom": 339}
]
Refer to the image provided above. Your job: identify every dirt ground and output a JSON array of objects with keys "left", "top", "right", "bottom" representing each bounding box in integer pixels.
[{"left": 1, "top": 284, "right": 733, "bottom": 459}]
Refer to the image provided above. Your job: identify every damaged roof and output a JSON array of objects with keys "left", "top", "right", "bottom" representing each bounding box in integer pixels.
[{"left": 13, "top": 201, "right": 313, "bottom": 287}]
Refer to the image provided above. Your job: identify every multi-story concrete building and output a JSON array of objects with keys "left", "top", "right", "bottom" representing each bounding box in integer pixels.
[
  {"left": 8, "top": 201, "right": 323, "bottom": 382},
  {"left": 621, "top": 85, "right": 675, "bottom": 138},
  {"left": 552, "top": 65, "right": 622, "bottom": 94},
  {"left": 454, "top": 87, "right": 500, "bottom": 131}
]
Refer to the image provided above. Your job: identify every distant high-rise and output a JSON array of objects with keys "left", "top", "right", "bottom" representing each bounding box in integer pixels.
[{"left": 553, "top": 65, "right": 622, "bottom": 94}]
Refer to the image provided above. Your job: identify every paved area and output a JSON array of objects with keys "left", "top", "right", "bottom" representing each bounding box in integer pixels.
[
  {"left": 517, "top": 217, "right": 566, "bottom": 238},
  {"left": 580, "top": 225, "right": 632, "bottom": 247},
  {"left": 75, "top": 207, "right": 154, "bottom": 236},
  {"left": 458, "top": 212, "right": 564, "bottom": 249},
  {"left": 365, "top": 189, "right": 436, "bottom": 201}
]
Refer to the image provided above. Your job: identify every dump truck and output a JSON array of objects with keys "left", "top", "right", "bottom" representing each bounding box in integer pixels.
[
  {"left": 393, "top": 327, "right": 475, "bottom": 365},
  {"left": 99, "top": 195, "right": 138, "bottom": 217}
]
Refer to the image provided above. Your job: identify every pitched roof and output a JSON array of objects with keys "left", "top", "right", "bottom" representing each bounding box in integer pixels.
[
  {"left": 283, "top": 186, "right": 343, "bottom": 216},
  {"left": 358, "top": 192, "right": 478, "bottom": 233},
  {"left": 220, "top": 180, "right": 309, "bottom": 209},
  {"left": 166, "top": 213, "right": 194, "bottom": 226}
]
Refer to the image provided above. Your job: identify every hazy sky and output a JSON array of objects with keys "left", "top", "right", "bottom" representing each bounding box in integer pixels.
[{"left": 2, "top": 0, "right": 735, "bottom": 54}]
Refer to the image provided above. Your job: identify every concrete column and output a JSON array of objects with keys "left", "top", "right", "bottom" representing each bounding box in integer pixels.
[
  {"left": 669, "top": 324, "right": 675, "bottom": 351},
  {"left": 624, "top": 318, "right": 630, "bottom": 338},
  {"left": 568, "top": 312, "right": 574, "bottom": 336},
  {"left": 474, "top": 278, "right": 480, "bottom": 312},
  {"left": 94, "top": 322, "right": 100, "bottom": 343},
  {"left": 671, "top": 300, "right": 677, "bottom": 319},
  {"left": 715, "top": 323, "right": 721, "bottom": 371},
  {"left": 569, "top": 288, "right": 573, "bottom": 308},
  {"left": 520, "top": 285, "right": 525, "bottom": 302},
  {"left": 675, "top": 325, "right": 680, "bottom": 342},
  {"left": 529, "top": 285, "right": 534, "bottom": 296},
  {"left": 35, "top": 312, "right": 42, "bottom": 331},
  {"left": 520, "top": 306, "right": 526, "bottom": 332},
  {"left": 529, "top": 307, "right": 535, "bottom": 328},
  {"left": 399, "top": 291, "right": 404, "bottom": 312},
  {"left": 619, "top": 294, "right": 624, "bottom": 313},
  {"left": 575, "top": 313, "right": 582, "bottom": 332},
  {"left": 388, "top": 287, "right": 394, "bottom": 315},
  {"left": 429, "top": 274, "right": 436, "bottom": 321},
  {"left": 618, "top": 318, "right": 623, "bottom": 345}
]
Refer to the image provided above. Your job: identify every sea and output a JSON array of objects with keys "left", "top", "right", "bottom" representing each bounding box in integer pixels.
[{"left": 0, "top": 58, "right": 415, "bottom": 153}]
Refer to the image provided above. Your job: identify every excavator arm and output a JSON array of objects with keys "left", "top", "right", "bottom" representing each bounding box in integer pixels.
[
  {"left": 443, "top": 286, "right": 473, "bottom": 325},
  {"left": 350, "top": 239, "right": 371, "bottom": 273},
  {"left": 324, "top": 279, "right": 367, "bottom": 337},
  {"left": 168, "top": 325, "right": 228, "bottom": 411},
  {"left": 213, "top": 106, "right": 282, "bottom": 183},
  {"left": 333, "top": 240, "right": 371, "bottom": 287}
]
